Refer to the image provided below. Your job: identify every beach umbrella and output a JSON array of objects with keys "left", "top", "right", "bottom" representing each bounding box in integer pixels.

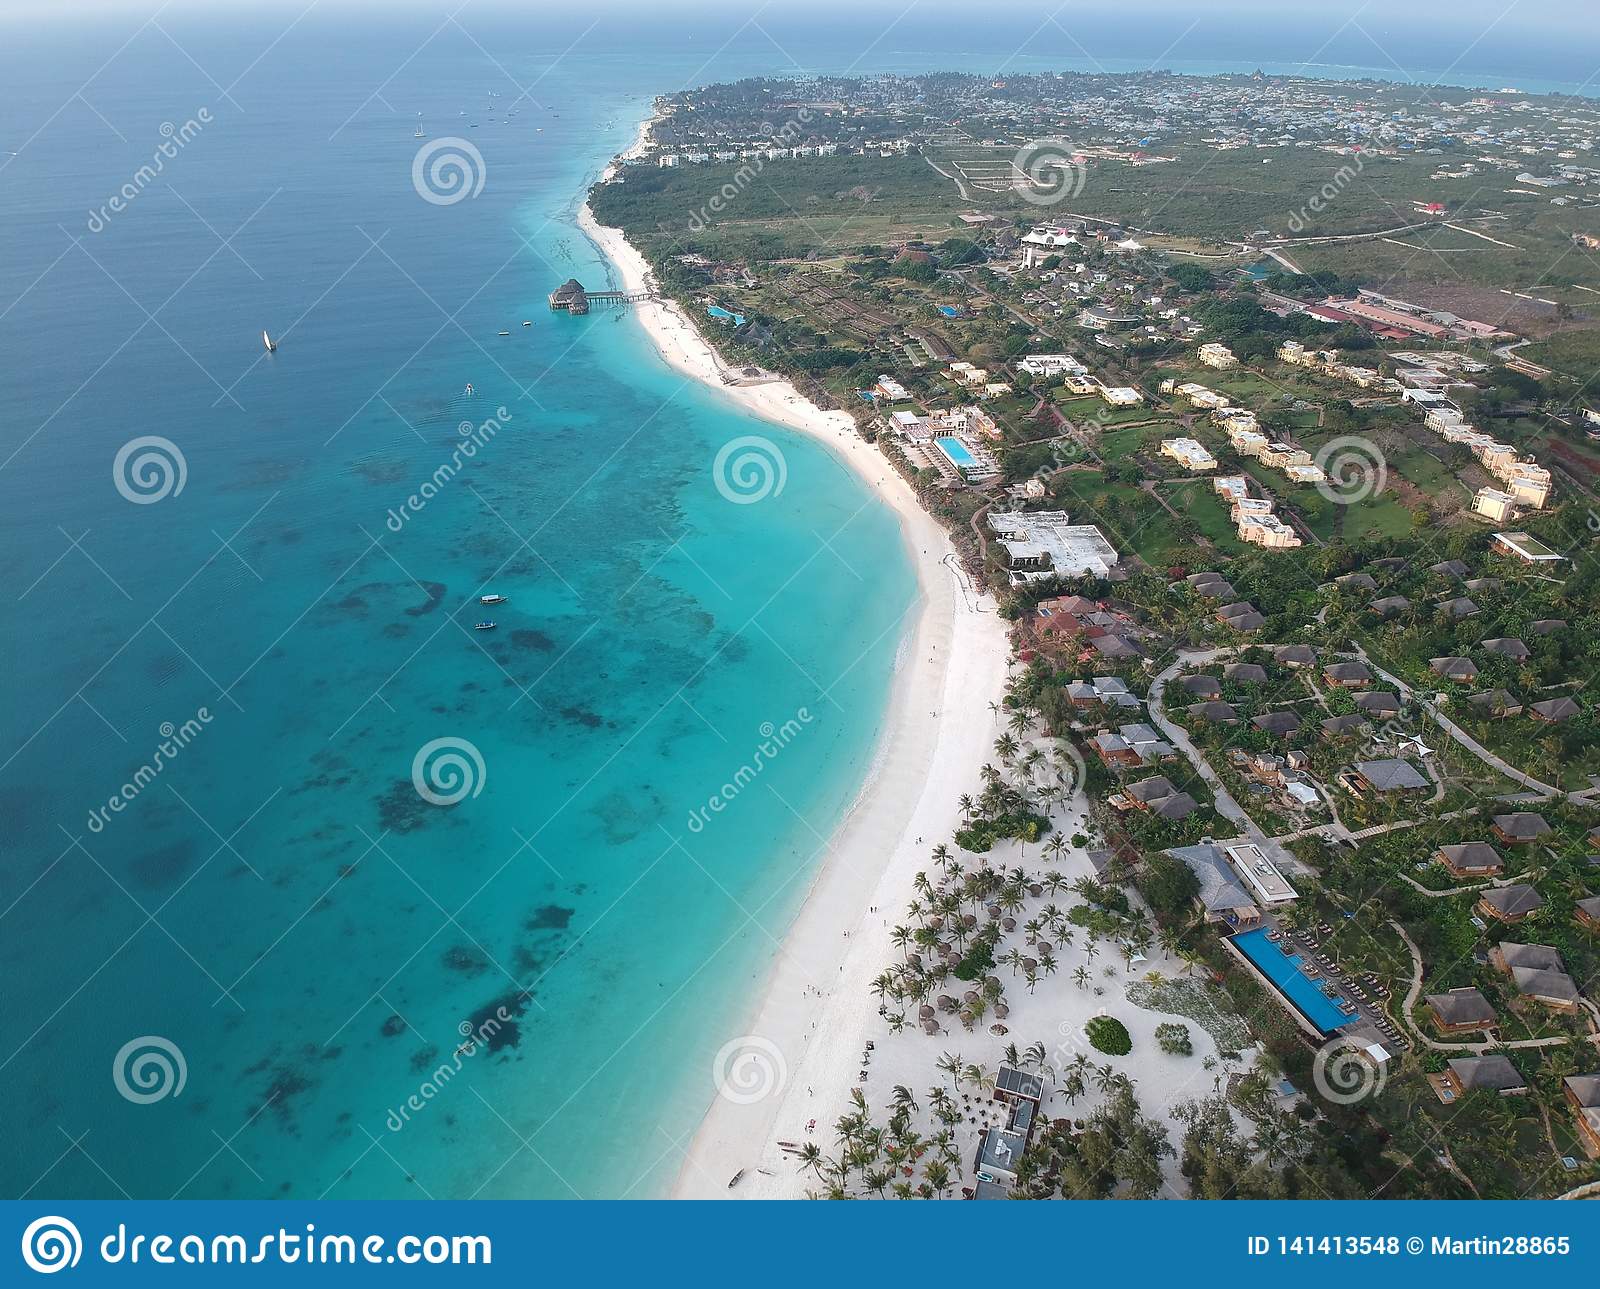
[
  {"left": 962, "top": 990, "right": 980, "bottom": 1004},
  {"left": 1027, "top": 883, "right": 1043, "bottom": 897},
  {"left": 918, "top": 1004, "right": 935, "bottom": 1020},
  {"left": 1022, "top": 957, "right": 1038, "bottom": 973},
  {"left": 1001, "top": 917, "right": 1016, "bottom": 932},
  {"left": 993, "top": 1003, "right": 1010, "bottom": 1019},
  {"left": 921, "top": 1019, "right": 941, "bottom": 1035},
  {"left": 937, "top": 994, "right": 957, "bottom": 1013},
  {"left": 1037, "top": 941, "right": 1053, "bottom": 955}
]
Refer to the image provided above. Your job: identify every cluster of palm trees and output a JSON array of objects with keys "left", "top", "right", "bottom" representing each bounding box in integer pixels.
[
  {"left": 788, "top": 1085, "right": 965, "bottom": 1199},
  {"left": 788, "top": 1043, "right": 1145, "bottom": 1198},
  {"left": 784, "top": 1042, "right": 1152, "bottom": 1202}
]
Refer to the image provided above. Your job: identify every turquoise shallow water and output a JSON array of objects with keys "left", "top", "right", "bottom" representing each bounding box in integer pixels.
[
  {"left": 3, "top": 4, "right": 1593, "bottom": 1202},
  {"left": 0, "top": 16, "right": 915, "bottom": 1200}
]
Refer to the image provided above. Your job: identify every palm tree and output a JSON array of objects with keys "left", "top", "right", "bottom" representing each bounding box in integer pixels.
[
  {"left": 994, "top": 733, "right": 1020, "bottom": 764},
  {"left": 957, "top": 793, "right": 974, "bottom": 821},
  {"left": 795, "top": 1141, "right": 825, "bottom": 1179},
  {"left": 1008, "top": 708, "right": 1030, "bottom": 737},
  {"left": 1072, "top": 965, "right": 1092, "bottom": 990},
  {"left": 936, "top": 1051, "right": 964, "bottom": 1086}
]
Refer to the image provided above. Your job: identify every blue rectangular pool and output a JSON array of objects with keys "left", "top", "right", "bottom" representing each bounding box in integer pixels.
[
  {"left": 1231, "top": 926, "right": 1352, "bottom": 1034},
  {"left": 936, "top": 436, "right": 975, "bottom": 467},
  {"left": 937, "top": 305, "right": 961, "bottom": 318}
]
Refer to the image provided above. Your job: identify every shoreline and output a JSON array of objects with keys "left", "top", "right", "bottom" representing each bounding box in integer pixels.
[{"left": 578, "top": 161, "right": 1012, "bottom": 1199}]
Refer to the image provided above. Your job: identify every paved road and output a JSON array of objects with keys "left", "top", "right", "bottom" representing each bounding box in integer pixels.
[
  {"left": 1147, "top": 648, "right": 1257, "bottom": 834},
  {"left": 1349, "top": 644, "right": 1563, "bottom": 798}
]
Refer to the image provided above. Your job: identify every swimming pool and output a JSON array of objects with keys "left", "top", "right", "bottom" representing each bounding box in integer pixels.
[
  {"left": 707, "top": 305, "right": 746, "bottom": 326},
  {"left": 1231, "top": 926, "right": 1352, "bottom": 1034},
  {"left": 937, "top": 305, "right": 961, "bottom": 318},
  {"left": 935, "top": 436, "right": 976, "bottom": 467}
]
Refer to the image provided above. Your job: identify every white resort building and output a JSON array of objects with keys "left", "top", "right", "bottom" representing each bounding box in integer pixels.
[
  {"left": 987, "top": 511, "right": 1121, "bottom": 585},
  {"left": 1161, "top": 438, "right": 1218, "bottom": 471}
]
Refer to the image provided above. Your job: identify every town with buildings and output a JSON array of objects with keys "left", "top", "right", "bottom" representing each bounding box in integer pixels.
[{"left": 589, "top": 64, "right": 1600, "bottom": 1203}]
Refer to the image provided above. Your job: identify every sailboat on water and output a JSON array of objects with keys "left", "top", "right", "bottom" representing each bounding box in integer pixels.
[{"left": 262, "top": 329, "right": 277, "bottom": 353}]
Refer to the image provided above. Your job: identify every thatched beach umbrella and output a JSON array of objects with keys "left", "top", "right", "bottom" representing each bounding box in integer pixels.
[
  {"left": 1001, "top": 917, "right": 1016, "bottom": 932},
  {"left": 921, "top": 1018, "right": 941, "bottom": 1035},
  {"left": 993, "top": 1002, "right": 1010, "bottom": 1019},
  {"left": 918, "top": 1004, "right": 935, "bottom": 1020},
  {"left": 937, "top": 994, "right": 957, "bottom": 1013},
  {"left": 963, "top": 990, "right": 980, "bottom": 1005}
]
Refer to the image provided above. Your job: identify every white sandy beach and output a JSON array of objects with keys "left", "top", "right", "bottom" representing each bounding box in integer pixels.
[
  {"left": 581, "top": 165, "right": 1239, "bottom": 1201},
  {"left": 577, "top": 195, "right": 1021, "bottom": 1196}
]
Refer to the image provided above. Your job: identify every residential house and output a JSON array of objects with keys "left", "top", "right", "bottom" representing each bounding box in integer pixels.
[
  {"left": 1354, "top": 759, "right": 1428, "bottom": 792},
  {"left": 1492, "top": 813, "right": 1550, "bottom": 845},
  {"left": 1431, "top": 656, "right": 1479, "bottom": 683},
  {"left": 1530, "top": 697, "right": 1580, "bottom": 723},
  {"left": 1322, "top": 661, "right": 1372, "bottom": 688},
  {"left": 1425, "top": 988, "right": 1497, "bottom": 1036},
  {"left": 1476, "top": 884, "right": 1545, "bottom": 924},
  {"left": 1437, "top": 843, "right": 1503, "bottom": 879},
  {"left": 1441, "top": 1056, "right": 1528, "bottom": 1099},
  {"left": 1563, "top": 1075, "right": 1600, "bottom": 1156},
  {"left": 1353, "top": 691, "right": 1402, "bottom": 717}
]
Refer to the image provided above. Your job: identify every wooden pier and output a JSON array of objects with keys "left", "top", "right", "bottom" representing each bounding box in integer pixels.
[{"left": 548, "top": 279, "right": 651, "bottom": 315}]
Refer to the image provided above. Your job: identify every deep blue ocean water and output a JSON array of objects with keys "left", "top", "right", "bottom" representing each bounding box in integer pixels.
[{"left": 1, "top": 3, "right": 1593, "bottom": 1202}]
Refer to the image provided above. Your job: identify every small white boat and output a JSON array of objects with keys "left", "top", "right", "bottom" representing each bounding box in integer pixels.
[
  {"left": 262, "top": 329, "right": 276, "bottom": 353},
  {"left": 521, "top": 320, "right": 532, "bottom": 327},
  {"left": 474, "top": 621, "right": 497, "bottom": 631},
  {"left": 479, "top": 594, "right": 506, "bottom": 605},
  {"left": 464, "top": 383, "right": 474, "bottom": 396}
]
